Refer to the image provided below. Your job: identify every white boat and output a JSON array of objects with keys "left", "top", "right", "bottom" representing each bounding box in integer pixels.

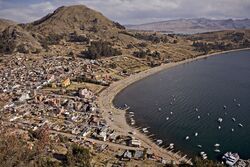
[
  {"left": 200, "top": 152, "right": 207, "bottom": 159},
  {"left": 142, "top": 128, "right": 149, "bottom": 133},
  {"left": 169, "top": 143, "right": 174, "bottom": 149},
  {"left": 223, "top": 105, "right": 227, "bottom": 109},
  {"left": 197, "top": 145, "right": 202, "bottom": 148},
  {"left": 170, "top": 112, "right": 173, "bottom": 115},
  {"left": 222, "top": 152, "right": 240, "bottom": 166},
  {"left": 202, "top": 155, "right": 208, "bottom": 160},
  {"left": 197, "top": 116, "right": 201, "bottom": 119},
  {"left": 166, "top": 117, "right": 169, "bottom": 121},
  {"left": 158, "top": 107, "right": 162, "bottom": 111},
  {"left": 231, "top": 128, "right": 235, "bottom": 132},
  {"left": 232, "top": 118, "right": 236, "bottom": 122},
  {"left": 218, "top": 118, "right": 223, "bottom": 123},
  {"left": 237, "top": 103, "right": 241, "bottom": 107},
  {"left": 195, "top": 108, "right": 199, "bottom": 112},
  {"left": 218, "top": 126, "right": 221, "bottom": 130},
  {"left": 233, "top": 98, "right": 237, "bottom": 102},
  {"left": 185, "top": 136, "right": 190, "bottom": 140},
  {"left": 238, "top": 123, "right": 243, "bottom": 127},
  {"left": 214, "top": 143, "right": 220, "bottom": 147},
  {"left": 214, "top": 149, "right": 221, "bottom": 153},
  {"left": 194, "top": 132, "right": 198, "bottom": 136},
  {"left": 156, "top": 139, "right": 163, "bottom": 145}
]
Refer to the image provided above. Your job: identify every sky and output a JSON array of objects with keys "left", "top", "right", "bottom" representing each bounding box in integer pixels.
[{"left": 0, "top": 0, "right": 250, "bottom": 24}]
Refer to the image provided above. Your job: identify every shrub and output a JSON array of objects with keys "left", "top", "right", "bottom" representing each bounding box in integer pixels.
[
  {"left": 68, "top": 32, "right": 90, "bottom": 43},
  {"left": 83, "top": 41, "right": 122, "bottom": 59},
  {"left": 113, "top": 22, "right": 126, "bottom": 30},
  {"left": 133, "top": 50, "right": 147, "bottom": 58},
  {"left": 66, "top": 144, "right": 91, "bottom": 167}
]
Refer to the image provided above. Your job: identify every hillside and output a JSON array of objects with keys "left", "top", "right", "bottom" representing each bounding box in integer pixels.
[
  {"left": 126, "top": 18, "right": 250, "bottom": 34},
  {"left": 0, "top": 18, "right": 17, "bottom": 32},
  {"left": 0, "top": 25, "right": 42, "bottom": 54},
  {"left": 24, "top": 5, "right": 125, "bottom": 38}
]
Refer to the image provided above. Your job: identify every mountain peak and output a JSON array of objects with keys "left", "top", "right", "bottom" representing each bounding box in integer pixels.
[{"left": 25, "top": 5, "right": 123, "bottom": 36}]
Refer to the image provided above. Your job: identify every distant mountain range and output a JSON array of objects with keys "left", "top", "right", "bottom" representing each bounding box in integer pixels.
[{"left": 126, "top": 18, "right": 250, "bottom": 34}]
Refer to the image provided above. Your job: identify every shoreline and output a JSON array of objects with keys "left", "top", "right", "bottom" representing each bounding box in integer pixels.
[{"left": 97, "top": 47, "right": 250, "bottom": 164}]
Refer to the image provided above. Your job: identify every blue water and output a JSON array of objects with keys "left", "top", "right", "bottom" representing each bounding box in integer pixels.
[{"left": 113, "top": 50, "right": 250, "bottom": 160}]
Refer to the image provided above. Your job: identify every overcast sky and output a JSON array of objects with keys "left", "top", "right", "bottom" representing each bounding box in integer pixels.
[{"left": 0, "top": 0, "right": 250, "bottom": 24}]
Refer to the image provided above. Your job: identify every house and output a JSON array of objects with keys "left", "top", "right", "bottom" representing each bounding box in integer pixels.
[
  {"left": 81, "top": 127, "right": 91, "bottom": 137},
  {"left": 120, "top": 150, "right": 132, "bottom": 161},
  {"left": 99, "top": 131, "right": 107, "bottom": 141},
  {"left": 130, "top": 139, "right": 141, "bottom": 147},
  {"left": 134, "top": 150, "right": 144, "bottom": 160}
]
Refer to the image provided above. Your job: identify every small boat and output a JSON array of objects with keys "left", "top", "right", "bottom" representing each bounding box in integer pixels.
[
  {"left": 195, "top": 108, "right": 199, "bottom": 112},
  {"left": 238, "top": 123, "right": 243, "bottom": 127},
  {"left": 170, "top": 112, "right": 173, "bottom": 115},
  {"left": 166, "top": 117, "right": 169, "bottom": 121},
  {"left": 233, "top": 98, "right": 237, "bottom": 102},
  {"left": 129, "top": 112, "right": 134, "bottom": 115},
  {"left": 200, "top": 152, "right": 205, "bottom": 156},
  {"left": 237, "top": 103, "right": 241, "bottom": 107},
  {"left": 194, "top": 132, "right": 198, "bottom": 136},
  {"left": 232, "top": 118, "right": 236, "bottom": 122},
  {"left": 169, "top": 143, "right": 174, "bottom": 149},
  {"left": 231, "top": 128, "right": 235, "bottom": 132},
  {"left": 185, "top": 136, "right": 190, "bottom": 140},
  {"left": 197, "top": 116, "right": 201, "bottom": 119},
  {"left": 218, "top": 118, "right": 223, "bottom": 123},
  {"left": 156, "top": 139, "right": 163, "bottom": 145},
  {"left": 200, "top": 152, "right": 207, "bottom": 159},
  {"left": 170, "top": 102, "right": 173, "bottom": 105},
  {"left": 218, "top": 126, "right": 221, "bottom": 130},
  {"left": 223, "top": 105, "right": 227, "bottom": 109},
  {"left": 207, "top": 113, "right": 210, "bottom": 116},
  {"left": 202, "top": 155, "right": 208, "bottom": 160},
  {"left": 158, "top": 107, "right": 162, "bottom": 111},
  {"left": 214, "top": 143, "right": 220, "bottom": 147},
  {"left": 197, "top": 145, "right": 202, "bottom": 148},
  {"left": 142, "top": 128, "right": 149, "bottom": 133},
  {"left": 214, "top": 149, "right": 221, "bottom": 153}
]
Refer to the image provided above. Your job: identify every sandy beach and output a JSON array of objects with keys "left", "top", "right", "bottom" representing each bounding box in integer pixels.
[{"left": 97, "top": 48, "right": 250, "bottom": 165}]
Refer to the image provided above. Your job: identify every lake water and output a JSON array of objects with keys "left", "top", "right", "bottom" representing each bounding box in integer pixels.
[{"left": 113, "top": 50, "right": 250, "bottom": 160}]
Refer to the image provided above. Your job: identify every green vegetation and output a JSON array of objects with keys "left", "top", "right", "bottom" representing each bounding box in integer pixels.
[
  {"left": 113, "top": 21, "right": 126, "bottom": 29},
  {"left": 66, "top": 144, "right": 91, "bottom": 167},
  {"left": 40, "top": 34, "right": 64, "bottom": 49},
  {"left": 68, "top": 32, "right": 90, "bottom": 43},
  {"left": 0, "top": 39, "right": 16, "bottom": 54},
  {"left": 83, "top": 40, "right": 122, "bottom": 59},
  {"left": 0, "top": 127, "right": 91, "bottom": 167},
  {"left": 192, "top": 41, "right": 234, "bottom": 54}
]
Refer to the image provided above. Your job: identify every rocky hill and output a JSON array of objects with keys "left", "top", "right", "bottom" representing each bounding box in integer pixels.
[
  {"left": 23, "top": 5, "right": 125, "bottom": 39},
  {"left": 0, "top": 25, "right": 42, "bottom": 54},
  {"left": 126, "top": 18, "right": 250, "bottom": 34},
  {"left": 0, "top": 19, "right": 17, "bottom": 32}
]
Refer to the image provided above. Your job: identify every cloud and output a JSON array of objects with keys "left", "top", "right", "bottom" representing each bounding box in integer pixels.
[
  {"left": 0, "top": 0, "right": 249, "bottom": 24},
  {"left": 0, "top": 1, "right": 55, "bottom": 23}
]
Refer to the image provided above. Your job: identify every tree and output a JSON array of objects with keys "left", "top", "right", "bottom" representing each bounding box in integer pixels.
[
  {"left": 83, "top": 41, "right": 122, "bottom": 59},
  {"left": 66, "top": 144, "right": 91, "bottom": 167}
]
